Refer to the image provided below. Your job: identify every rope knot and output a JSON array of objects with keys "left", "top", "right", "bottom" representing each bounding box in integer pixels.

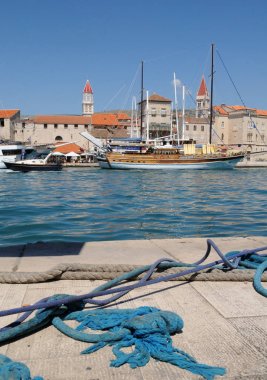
[{"left": 121, "top": 310, "right": 184, "bottom": 336}]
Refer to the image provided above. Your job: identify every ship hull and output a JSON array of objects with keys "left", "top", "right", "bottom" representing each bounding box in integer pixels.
[
  {"left": 4, "top": 162, "right": 63, "bottom": 172},
  {"left": 98, "top": 154, "right": 244, "bottom": 170}
]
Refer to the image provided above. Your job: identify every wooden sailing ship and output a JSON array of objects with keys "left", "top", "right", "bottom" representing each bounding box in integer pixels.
[{"left": 82, "top": 44, "right": 246, "bottom": 170}]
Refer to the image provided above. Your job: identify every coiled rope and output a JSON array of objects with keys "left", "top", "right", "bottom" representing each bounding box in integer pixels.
[
  {"left": 1, "top": 263, "right": 266, "bottom": 284},
  {"left": 0, "top": 239, "right": 266, "bottom": 379}
]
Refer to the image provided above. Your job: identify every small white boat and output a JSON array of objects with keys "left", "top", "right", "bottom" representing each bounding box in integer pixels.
[
  {"left": 0, "top": 144, "right": 34, "bottom": 169},
  {"left": 4, "top": 151, "right": 63, "bottom": 172}
]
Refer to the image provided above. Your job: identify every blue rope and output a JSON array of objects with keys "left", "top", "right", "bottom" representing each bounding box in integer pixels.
[
  {"left": 253, "top": 260, "right": 267, "bottom": 297},
  {"left": 0, "top": 239, "right": 266, "bottom": 379},
  {"left": 52, "top": 306, "right": 226, "bottom": 380},
  {"left": 1, "top": 239, "right": 266, "bottom": 320},
  {"left": 0, "top": 354, "right": 43, "bottom": 380}
]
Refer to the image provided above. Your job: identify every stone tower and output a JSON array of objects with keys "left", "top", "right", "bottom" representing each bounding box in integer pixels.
[
  {"left": 196, "top": 76, "right": 210, "bottom": 118},
  {"left": 82, "top": 80, "right": 94, "bottom": 116}
]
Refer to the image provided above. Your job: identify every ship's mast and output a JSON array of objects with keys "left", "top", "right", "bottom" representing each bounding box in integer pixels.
[
  {"left": 140, "top": 61, "right": 144, "bottom": 140},
  {"left": 209, "top": 43, "right": 214, "bottom": 144},
  {"left": 173, "top": 72, "right": 179, "bottom": 145}
]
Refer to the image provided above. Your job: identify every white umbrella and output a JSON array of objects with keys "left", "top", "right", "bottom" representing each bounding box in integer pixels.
[
  {"left": 65, "top": 151, "right": 80, "bottom": 157},
  {"left": 52, "top": 151, "right": 65, "bottom": 156}
]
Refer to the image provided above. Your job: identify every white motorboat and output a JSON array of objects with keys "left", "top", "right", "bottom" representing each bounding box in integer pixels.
[
  {"left": 4, "top": 151, "right": 63, "bottom": 172},
  {"left": 0, "top": 143, "right": 34, "bottom": 169}
]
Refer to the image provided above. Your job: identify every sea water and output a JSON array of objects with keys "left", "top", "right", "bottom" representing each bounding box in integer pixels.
[{"left": 0, "top": 167, "right": 267, "bottom": 246}]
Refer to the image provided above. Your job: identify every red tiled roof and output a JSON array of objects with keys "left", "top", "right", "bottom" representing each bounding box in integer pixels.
[
  {"left": 148, "top": 94, "right": 171, "bottom": 102},
  {"left": 228, "top": 105, "right": 256, "bottom": 111},
  {"left": 31, "top": 115, "right": 92, "bottom": 125},
  {"left": 117, "top": 112, "right": 131, "bottom": 120},
  {"left": 0, "top": 109, "right": 20, "bottom": 118},
  {"left": 92, "top": 113, "right": 118, "bottom": 126},
  {"left": 213, "top": 106, "right": 228, "bottom": 115},
  {"left": 214, "top": 105, "right": 267, "bottom": 117},
  {"left": 197, "top": 76, "right": 208, "bottom": 97},
  {"left": 31, "top": 113, "right": 128, "bottom": 127},
  {"left": 256, "top": 109, "right": 267, "bottom": 116},
  {"left": 83, "top": 80, "right": 93, "bottom": 94},
  {"left": 54, "top": 142, "right": 84, "bottom": 154}
]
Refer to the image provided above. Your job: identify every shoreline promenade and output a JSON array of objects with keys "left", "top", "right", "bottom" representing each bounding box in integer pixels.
[{"left": 0, "top": 236, "right": 267, "bottom": 379}]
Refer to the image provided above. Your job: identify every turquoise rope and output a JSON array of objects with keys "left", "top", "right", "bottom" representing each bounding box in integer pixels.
[
  {"left": 253, "top": 260, "right": 267, "bottom": 297},
  {"left": 53, "top": 306, "right": 226, "bottom": 380},
  {"left": 0, "top": 354, "right": 43, "bottom": 380},
  {"left": 0, "top": 241, "right": 267, "bottom": 379}
]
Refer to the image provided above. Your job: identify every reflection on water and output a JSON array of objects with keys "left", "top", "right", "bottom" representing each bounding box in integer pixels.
[{"left": 0, "top": 168, "right": 267, "bottom": 245}]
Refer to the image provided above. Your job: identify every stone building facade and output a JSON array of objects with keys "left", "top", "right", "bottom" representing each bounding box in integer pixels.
[
  {"left": 213, "top": 105, "right": 267, "bottom": 151},
  {"left": 0, "top": 109, "right": 20, "bottom": 142},
  {"left": 14, "top": 113, "right": 130, "bottom": 150},
  {"left": 2, "top": 77, "right": 267, "bottom": 152},
  {"left": 139, "top": 93, "right": 172, "bottom": 139}
]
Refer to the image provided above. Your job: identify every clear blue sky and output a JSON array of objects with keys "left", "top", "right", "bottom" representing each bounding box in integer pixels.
[{"left": 1, "top": 0, "right": 267, "bottom": 115}]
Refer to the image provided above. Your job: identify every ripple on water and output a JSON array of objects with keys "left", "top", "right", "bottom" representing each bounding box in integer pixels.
[{"left": 0, "top": 168, "right": 267, "bottom": 245}]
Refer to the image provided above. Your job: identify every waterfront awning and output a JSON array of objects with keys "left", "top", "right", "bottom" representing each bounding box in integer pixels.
[
  {"left": 65, "top": 151, "right": 80, "bottom": 157},
  {"left": 52, "top": 151, "right": 65, "bottom": 156}
]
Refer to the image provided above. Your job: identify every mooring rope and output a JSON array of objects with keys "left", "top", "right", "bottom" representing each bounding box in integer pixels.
[
  {"left": 0, "top": 239, "right": 267, "bottom": 380},
  {"left": 0, "top": 239, "right": 266, "bottom": 319},
  {"left": 1, "top": 263, "right": 267, "bottom": 284}
]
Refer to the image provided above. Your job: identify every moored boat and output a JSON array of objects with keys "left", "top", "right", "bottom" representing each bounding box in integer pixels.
[
  {"left": 0, "top": 144, "right": 34, "bottom": 169},
  {"left": 98, "top": 145, "right": 245, "bottom": 170},
  {"left": 4, "top": 151, "right": 63, "bottom": 172},
  {"left": 82, "top": 44, "right": 246, "bottom": 170}
]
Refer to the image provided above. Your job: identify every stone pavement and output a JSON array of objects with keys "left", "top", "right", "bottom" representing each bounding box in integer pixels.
[{"left": 0, "top": 236, "right": 267, "bottom": 379}]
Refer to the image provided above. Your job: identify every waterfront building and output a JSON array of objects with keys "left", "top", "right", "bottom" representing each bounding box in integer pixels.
[
  {"left": 139, "top": 93, "right": 172, "bottom": 139},
  {"left": 182, "top": 116, "right": 210, "bottom": 143},
  {"left": 213, "top": 105, "right": 267, "bottom": 151},
  {"left": 0, "top": 109, "right": 20, "bottom": 142},
  {"left": 13, "top": 112, "right": 130, "bottom": 150},
  {"left": 2, "top": 76, "right": 267, "bottom": 152},
  {"left": 11, "top": 78, "right": 131, "bottom": 150}
]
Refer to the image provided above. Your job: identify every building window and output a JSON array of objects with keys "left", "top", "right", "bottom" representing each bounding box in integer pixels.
[
  {"left": 261, "top": 134, "right": 265, "bottom": 142},
  {"left": 0, "top": 119, "right": 4, "bottom": 127},
  {"left": 221, "top": 121, "right": 224, "bottom": 128},
  {"left": 151, "top": 108, "right": 156, "bottom": 116},
  {"left": 201, "top": 125, "right": 204, "bottom": 132},
  {"left": 74, "top": 124, "right": 78, "bottom": 128},
  {"left": 84, "top": 125, "right": 88, "bottom": 129},
  {"left": 247, "top": 133, "right": 253, "bottom": 142},
  {"left": 193, "top": 125, "right": 197, "bottom": 131},
  {"left": 54, "top": 124, "right": 58, "bottom": 129},
  {"left": 221, "top": 133, "right": 224, "bottom": 140},
  {"left": 55, "top": 136, "right": 63, "bottom": 141},
  {"left": 186, "top": 125, "right": 189, "bottom": 131},
  {"left": 161, "top": 108, "right": 167, "bottom": 117},
  {"left": 44, "top": 124, "right": 47, "bottom": 129},
  {"left": 64, "top": 124, "right": 68, "bottom": 129}
]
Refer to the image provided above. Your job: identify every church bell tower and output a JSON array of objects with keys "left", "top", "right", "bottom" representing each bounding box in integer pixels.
[
  {"left": 82, "top": 80, "right": 94, "bottom": 116},
  {"left": 196, "top": 76, "right": 210, "bottom": 118}
]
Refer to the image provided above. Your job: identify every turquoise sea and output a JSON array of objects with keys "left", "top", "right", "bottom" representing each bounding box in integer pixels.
[{"left": 0, "top": 167, "right": 267, "bottom": 246}]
